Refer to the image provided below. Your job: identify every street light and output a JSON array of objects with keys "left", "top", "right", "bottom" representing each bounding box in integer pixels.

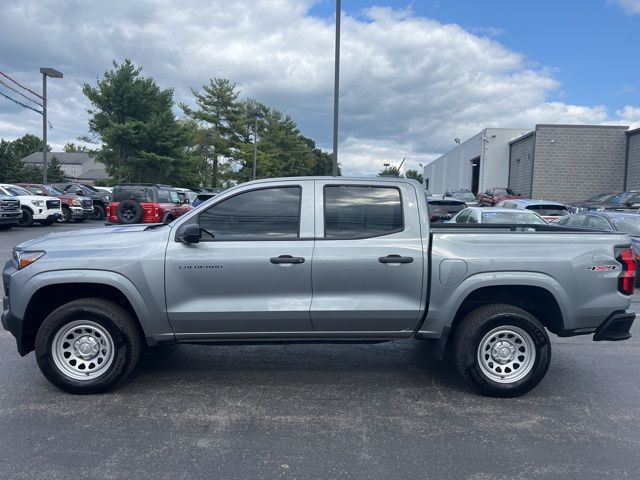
[
  {"left": 383, "top": 163, "right": 390, "bottom": 175},
  {"left": 40, "top": 67, "right": 63, "bottom": 184},
  {"left": 249, "top": 107, "right": 264, "bottom": 180},
  {"left": 332, "top": 0, "right": 341, "bottom": 176}
]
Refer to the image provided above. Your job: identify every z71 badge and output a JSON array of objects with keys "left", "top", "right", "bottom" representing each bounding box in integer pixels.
[{"left": 586, "top": 265, "right": 618, "bottom": 272}]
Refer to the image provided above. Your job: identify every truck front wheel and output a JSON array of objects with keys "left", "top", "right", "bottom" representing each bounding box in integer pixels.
[
  {"left": 35, "top": 298, "right": 141, "bottom": 394},
  {"left": 453, "top": 303, "right": 551, "bottom": 397}
]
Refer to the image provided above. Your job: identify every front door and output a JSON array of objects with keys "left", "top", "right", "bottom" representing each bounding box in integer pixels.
[
  {"left": 310, "top": 181, "right": 426, "bottom": 333},
  {"left": 165, "top": 181, "right": 315, "bottom": 336}
]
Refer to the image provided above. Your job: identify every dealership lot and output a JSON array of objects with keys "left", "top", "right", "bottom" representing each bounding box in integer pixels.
[{"left": 1, "top": 223, "right": 639, "bottom": 479}]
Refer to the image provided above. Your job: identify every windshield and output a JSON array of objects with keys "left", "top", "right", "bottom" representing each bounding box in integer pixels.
[
  {"left": 6, "top": 186, "right": 32, "bottom": 196},
  {"left": 47, "top": 185, "right": 65, "bottom": 196},
  {"left": 586, "top": 193, "right": 615, "bottom": 202},
  {"left": 481, "top": 211, "right": 547, "bottom": 224},
  {"left": 494, "top": 188, "right": 514, "bottom": 197},
  {"left": 526, "top": 205, "right": 569, "bottom": 216},
  {"left": 610, "top": 216, "right": 640, "bottom": 237},
  {"left": 610, "top": 192, "right": 635, "bottom": 205},
  {"left": 452, "top": 192, "right": 476, "bottom": 201}
]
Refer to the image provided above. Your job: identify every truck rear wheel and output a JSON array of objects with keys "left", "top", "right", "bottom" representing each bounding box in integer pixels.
[
  {"left": 35, "top": 298, "right": 141, "bottom": 394},
  {"left": 453, "top": 303, "right": 551, "bottom": 397}
]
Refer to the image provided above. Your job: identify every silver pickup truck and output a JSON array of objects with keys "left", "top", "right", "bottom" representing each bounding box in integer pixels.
[{"left": 2, "top": 177, "right": 636, "bottom": 396}]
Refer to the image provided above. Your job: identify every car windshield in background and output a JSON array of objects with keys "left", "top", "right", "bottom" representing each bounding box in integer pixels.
[
  {"left": 610, "top": 216, "right": 640, "bottom": 237},
  {"left": 587, "top": 193, "right": 616, "bottom": 202},
  {"left": 481, "top": 211, "right": 546, "bottom": 224},
  {"left": 47, "top": 185, "right": 65, "bottom": 196},
  {"left": 494, "top": 188, "right": 514, "bottom": 196},
  {"left": 526, "top": 205, "right": 569, "bottom": 216},
  {"left": 7, "top": 186, "right": 32, "bottom": 196},
  {"left": 113, "top": 188, "right": 154, "bottom": 202},
  {"left": 609, "top": 192, "right": 638, "bottom": 205},
  {"left": 452, "top": 192, "right": 476, "bottom": 201},
  {"left": 428, "top": 201, "right": 465, "bottom": 216}
]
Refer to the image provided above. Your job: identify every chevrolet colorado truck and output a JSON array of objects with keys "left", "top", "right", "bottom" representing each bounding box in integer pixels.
[{"left": 2, "top": 177, "right": 636, "bottom": 396}]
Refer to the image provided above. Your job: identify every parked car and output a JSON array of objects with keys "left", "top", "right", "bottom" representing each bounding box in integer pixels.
[
  {"left": 444, "top": 188, "right": 479, "bottom": 207},
  {"left": 2, "top": 177, "right": 635, "bottom": 397},
  {"left": 568, "top": 192, "right": 619, "bottom": 213},
  {"left": 106, "top": 184, "right": 191, "bottom": 224},
  {"left": 17, "top": 183, "right": 93, "bottom": 223},
  {"left": 477, "top": 187, "right": 520, "bottom": 206},
  {"left": 426, "top": 197, "right": 466, "bottom": 222},
  {"left": 0, "top": 184, "right": 62, "bottom": 227},
  {"left": 496, "top": 199, "right": 570, "bottom": 222},
  {"left": 451, "top": 207, "right": 547, "bottom": 225},
  {"left": 556, "top": 212, "right": 640, "bottom": 285},
  {"left": 601, "top": 191, "right": 640, "bottom": 212},
  {"left": 52, "top": 183, "right": 110, "bottom": 220},
  {"left": 93, "top": 186, "right": 113, "bottom": 195},
  {"left": 0, "top": 195, "right": 22, "bottom": 230}
]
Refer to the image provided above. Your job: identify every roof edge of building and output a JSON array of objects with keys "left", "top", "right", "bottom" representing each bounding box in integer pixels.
[
  {"left": 627, "top": 126, "right": 640, "bottom": 136},
  {"left": 535, "top": 124, "right": 629, "bottom": 130},
  {"left": 508, "top": 131, "right": 536, "bottom": 145}
]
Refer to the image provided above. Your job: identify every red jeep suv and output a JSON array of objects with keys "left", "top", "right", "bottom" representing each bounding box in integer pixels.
[{"left": 107, "top": 184, "right": 191, "bottom": 224}]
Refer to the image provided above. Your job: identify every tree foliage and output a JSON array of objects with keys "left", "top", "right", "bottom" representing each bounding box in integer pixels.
[
  {"left": 0, "top": 134, "right": 47, "bottom": 183},
  {"left": 47, "top": 157, "right": 67, "bottom": 182},
  {"left": 405, "top": 169, "right": 424, "bottom": 184},
  {"left": 378, "top": 165, "right": 401, "bottom": 177},
  {"left": 83, "top": 59, "right": 190, "bottom": 183}
]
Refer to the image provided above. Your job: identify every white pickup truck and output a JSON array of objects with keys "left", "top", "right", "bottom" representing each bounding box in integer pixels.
[
  {"left": 0, "top": 183, "right": 62, "bottom": 226},
  {"left": 2, "top": 177, "right": 636, "bottom": 396}
]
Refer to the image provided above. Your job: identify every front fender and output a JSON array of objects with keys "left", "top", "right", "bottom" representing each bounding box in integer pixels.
[{"left": 11, "top": 269, "right": 174, "bottom": 343}]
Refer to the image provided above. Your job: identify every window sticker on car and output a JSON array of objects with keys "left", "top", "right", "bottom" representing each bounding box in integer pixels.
[
  {"left": 482, "top": 212, "right": 498, "bottom": 217},
  {"left": 609, "top": 217, "right": 626, "bottom": 224}
]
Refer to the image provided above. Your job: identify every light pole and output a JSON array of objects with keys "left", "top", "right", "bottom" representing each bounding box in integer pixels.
[
  {"left": 383, "top": 163, "right": 390, "bottom": 175},
  {"left": 332, "top": 0, "right": 341, "bottom": 176},
  {"left": 40, "top": 67, "right": 63, "bottom": 184},
  {"left": 250, "top": 107, "right": 263, "bottom": 180}
]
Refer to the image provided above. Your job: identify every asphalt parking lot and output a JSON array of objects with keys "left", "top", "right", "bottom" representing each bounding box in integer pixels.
[{"left": 0, "top": 222, "right": 639, "bottom": 479}]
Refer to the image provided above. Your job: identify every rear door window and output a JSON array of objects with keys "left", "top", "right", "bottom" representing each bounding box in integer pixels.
[
  {"left": 586, "top": 216, "right": 612, "bottom": 230},
  {"left": 324, "top": 185, "right": 403, "bottom": 239}
]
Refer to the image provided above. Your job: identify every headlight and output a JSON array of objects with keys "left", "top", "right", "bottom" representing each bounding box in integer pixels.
[
  {"left": 12, "top": 250, "right": 45, "bottom": 269},
  {"left": 31, "top": 200, "right": 44, "bottom": 207},
  {"left": 71, "top": 198, "right": 82, "bottom": 206}
]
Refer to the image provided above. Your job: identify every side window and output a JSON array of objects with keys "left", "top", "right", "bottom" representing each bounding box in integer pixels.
[
  {"left": 455, "top": 210, "right": 469, "bottom": 223},
  {"left": 157, "top": 189, "right": 171, "bottom": 203},
  {"left": 324, "top": 185, "right": 403, "bottom": 239},
  {"left": 486, "top": 189, "right": 492, "bottom": 195},
  {"left": 565, "top": 215, "right": 587, "bottom": 226},
  {"left": 467, "top": 211, "right": 479, "bottom": 223},
  {"left": 169, "top": 190, "right": 180, "bottom": 203},
  {"left": 199, "top": 187, "right": 301, "bottom": 241},
  {"left": 587, "top": 216, "right": 612, "bottom": 230}
]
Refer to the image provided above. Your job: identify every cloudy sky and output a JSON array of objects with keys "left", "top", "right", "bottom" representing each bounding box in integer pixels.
[{"left": 1, "top": 0, "right": 639, "bottom": 175}]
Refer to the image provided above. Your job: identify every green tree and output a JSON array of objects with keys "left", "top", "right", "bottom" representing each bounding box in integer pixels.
[
  {"left": 63, "top": 142, "right": 89, "bottom": 153},
  {"left": 82, "top": 59, "right": 189, "bottom": 183},
  {"left": 405, "top": 169, "right": 423, "bottom": 184},
  {"left": 378, "top": 165, "right": 401, "bottom": 177},
  {"left": 47, "top": 157, "right": 67, "bottom": 182},
  {"left": 181, "top": 78, "right": 243, "bottom": 187},
  {"left": 0, "top": 134, "right": 45, "bottom": 183}
]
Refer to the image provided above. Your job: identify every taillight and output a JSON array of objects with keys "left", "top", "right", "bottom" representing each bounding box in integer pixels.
[{"left": 616, "top": 247, "right": 636, "bottom": 295}]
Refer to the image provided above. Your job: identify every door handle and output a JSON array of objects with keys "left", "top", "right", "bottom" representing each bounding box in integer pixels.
[
  {"left": 378, "top": 254, "right": 414, "bottom": 264},
  {"left": 270, "top": 255, "right": 305, "bottom": 264}
]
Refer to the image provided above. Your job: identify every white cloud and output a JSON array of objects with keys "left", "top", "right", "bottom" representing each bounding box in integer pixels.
[
  {"left": 0, "top": 0, "right": 638, "bottom": 176},
  {"left": 612, "top": 0, "right": 640, "bottom": 14}
]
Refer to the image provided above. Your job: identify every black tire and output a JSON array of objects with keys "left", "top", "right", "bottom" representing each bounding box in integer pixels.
[
  {"left": 35, "top": 298, "right": 141, "bottom": 394},
  {"left": 116, "top": 200, "right": 143, "bottom": 224},
  {"left": 453, "top": 303, "right": 551, "bottom": 397},
  {"left": 60, "top": 206, "right": 73, "bottom": 223},
  {"left": 91, "top": 204, "right": 106, "bottom": 221},
  {"left": 18, "top": 208, "right": 33, "bottom": 227}
]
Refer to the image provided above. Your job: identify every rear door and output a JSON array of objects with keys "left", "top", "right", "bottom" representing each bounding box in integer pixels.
[
  {"left": 310, "top": 180, "right": 426, "bottom": 333},
  {"left": 164, "top": 180, "right": 315, "bottom": 335}
]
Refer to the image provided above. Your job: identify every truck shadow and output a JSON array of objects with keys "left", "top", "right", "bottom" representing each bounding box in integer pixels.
[{"left": 132, "top": 341, "right": 467, "bottom": 393}]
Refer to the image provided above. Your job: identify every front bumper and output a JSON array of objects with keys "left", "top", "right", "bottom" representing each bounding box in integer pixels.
[
  {"left": 69, "top": 206, "right": 92, "bottom": 219},
  {"left": 593, "top": 310, "right": 635, "bottom": 341},
  {"left": 0, "top": 211, "right": 21, "bottom": 224}
]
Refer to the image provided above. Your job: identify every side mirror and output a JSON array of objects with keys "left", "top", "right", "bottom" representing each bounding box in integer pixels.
[
  {"left": 177, "top": 223, "right": 201, "bottom": 244},
  {"left": 76, "top": 189, "right": 84, "bottom": 196}
]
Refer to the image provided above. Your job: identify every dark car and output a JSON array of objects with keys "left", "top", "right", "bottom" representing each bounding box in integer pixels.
[
  {"left": 53, "top": 183, "right": 110, "bottom": 220},
  {"left": 568, "top": 192, "right": 619, "bottom": 213},
  {"left": 477, "top": 187, "right": 520, "bottom": 206},
  {"left": 107, "top": 184, "right": 191, "bottom": 224},
  {"left": 557, "top": 211, "right": 640, "bottom": 284},
  {"left": 444, "top": 188, "right": 479, "bottom": 207},
  {"left": 602, "top": 191, "right": 640, "bottom": 212},
  {"left": 426, "top": 197, "right": 466, "bottom": 223}
]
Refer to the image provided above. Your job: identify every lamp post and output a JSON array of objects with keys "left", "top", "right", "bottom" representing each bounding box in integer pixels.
[
  {"left": 332, "top": 0, "right": 341, "bottom": 176},
  {"left": 383, "top": 163, "right": 390, "bottom": 175},
  {"left": 249, "top": 107, "right": 263, "bottom": 180},
  {"left": 40, "top": 67, "right": 63, "bottom": 184}
]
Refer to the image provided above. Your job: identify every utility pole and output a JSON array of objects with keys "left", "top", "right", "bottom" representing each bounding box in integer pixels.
[
  {"left": 250, "top": 107, "right": 263, "bottom": 180},
  {"left": 40, "top": 67, "right": 63, "bottom": 184},
  {"left": 332, "top": 0, "right": 341, "bottom": 176}
]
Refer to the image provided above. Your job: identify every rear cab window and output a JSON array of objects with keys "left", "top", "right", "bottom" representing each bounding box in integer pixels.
[{"left": 113, "top": 187, "right": 154, "bottom": 203}]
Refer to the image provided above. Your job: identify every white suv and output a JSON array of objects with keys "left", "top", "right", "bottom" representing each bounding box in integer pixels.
[{"left": 0, "top": 184, "right": 62, "bottom": 227}]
